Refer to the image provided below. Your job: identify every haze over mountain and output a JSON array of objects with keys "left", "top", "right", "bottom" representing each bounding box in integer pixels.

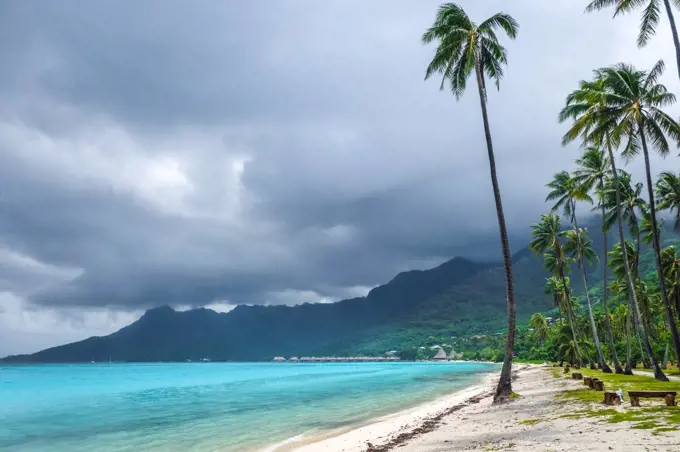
[{"left": 1, "top": 1, "right": 679, "bottom": 357}]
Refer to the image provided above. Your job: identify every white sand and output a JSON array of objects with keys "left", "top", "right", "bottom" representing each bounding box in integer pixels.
[{"left": 287, "top": 365, "right": 680, "bottom": 452}]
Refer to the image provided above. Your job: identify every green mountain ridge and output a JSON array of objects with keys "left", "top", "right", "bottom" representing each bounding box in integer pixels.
[{"left": 2, "top": 219, "right": 621, "bottom": 363}]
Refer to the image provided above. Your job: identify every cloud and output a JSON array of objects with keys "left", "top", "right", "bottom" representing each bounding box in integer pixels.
[{"left": 1, "top": 0, "right": 679, "bottom": 354}]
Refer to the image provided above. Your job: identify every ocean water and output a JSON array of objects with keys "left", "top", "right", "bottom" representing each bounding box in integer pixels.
[{"left": 0, "top": 362, "right": 497, "bottom": 451}]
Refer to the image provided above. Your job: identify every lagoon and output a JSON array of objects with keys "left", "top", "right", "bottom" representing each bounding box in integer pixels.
[{"left": 0, "top": 362, "right": 496, "bottom": 451}]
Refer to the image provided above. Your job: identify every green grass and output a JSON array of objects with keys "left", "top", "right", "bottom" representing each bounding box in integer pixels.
[
  {"left": 518, "top": 418, "right": 542, "bottom": 425},
  {"left": 552, "top": 366, "right": 680, "bottom": 435}
]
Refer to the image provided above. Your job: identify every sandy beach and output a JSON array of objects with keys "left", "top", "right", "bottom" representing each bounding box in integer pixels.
[{"left": 286, "top": 365, "right": 680, "bottom": 451}]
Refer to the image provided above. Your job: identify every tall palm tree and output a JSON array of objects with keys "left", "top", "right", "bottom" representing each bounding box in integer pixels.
[
  {"left": 531, "top": 214, "right": 583, "bottom": 367},
  {"left": 573, "top": 148, "right": 623, "bottom": 373},
  {"left": 558, "top": 66, "right": 669, "bottom": 380},
  {"left": 545, "top": 172, "right": 610, "bottom": 371},
  {"left": 545, "top": 275, "right": 571, "bottom": 316},
  {"left": 610, "top": 241, "right": 641, "bottom": 373},
  {"left": 586, "top": 0, "right": 680, "bottom": 79},
  {"left": 598, "top": 61, "right": 680, "bottom": 371},
  {"left": 564, "top": 228, "right": 610, "bottom": 372},
  {"left": 422, "top": 3, "right": 520, "bottom": 403},
  {"left": 603, "top": 171, "right": 647, "bottom": 251},
  {"left": 661, "top": 245, "right": 680, "bottom": 325},
  {"left": 657, "top": 171, "right": 680, "bottom": 232},
  {"left": 530, "top": 313, "right": 549, "bottom": 344}
]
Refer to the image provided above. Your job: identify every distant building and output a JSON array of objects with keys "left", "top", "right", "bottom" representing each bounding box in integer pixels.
[
  {"left": 289, "top": 357, "right": 299, "bottom": 362},
  {"left": 273, "top": 356, "right": 286, "bottom": 362},
  {"left": 432, "top": 347, "right": 447, "bottom": 361}
]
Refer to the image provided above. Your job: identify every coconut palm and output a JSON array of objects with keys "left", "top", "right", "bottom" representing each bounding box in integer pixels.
[
  {"left": 563, "top": 228, "right": 611, "bottom": 371},
  {"left": 656, "top": 171, "right": 680, "bottom": 232},
  {"left": 422, "top": 3, "right": 519, "bottom": 403},
  {"left": 530, "top": 213, "right": 583, "bottom": 366},
  {"left": 559, "top": 64, "right": 670, "bottom": 380},
  {"left": 573, "top": 148, "right": 623, "bottom": 373},
  {"left": 596, "top": 61, "right": 680, "bottom": 371},
  {"left": 603, "top": 171, "right": 647, "bottom": 248},
  {"left": 661, "top": 245, "right": 680, "bottom": 325},
  {"left": 544, "top": 275, "right": 571, "bottom": 316},
  {"left": 546, "top": 171, "right": 593, "bottom": 224},
  {"left": 545, "top": 170, "right": 611, "bottom": 371},
  {"left": 586, "top": 0, "right": 680, "bottom": 79},
  {"left": 530, "top": 313, "right": 549, "bottom": 344}
]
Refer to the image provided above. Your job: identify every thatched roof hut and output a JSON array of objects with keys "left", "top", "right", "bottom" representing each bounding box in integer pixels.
[{"left": 432, "top": 347, "right": 447, "bottom": 361}]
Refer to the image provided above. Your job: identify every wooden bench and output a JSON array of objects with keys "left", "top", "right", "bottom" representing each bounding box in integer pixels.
[
  {"left": 593, "top": 380, "right": 604, "bottom": 391},
  {"left": 629, "top": 391, "right": 677, "bottom": 407},
  {"left": 572, "top": 372, "right": 583, "bottom": 380},
  {"left": 604, "top": 391, "right": 621, "bottom": 405}
]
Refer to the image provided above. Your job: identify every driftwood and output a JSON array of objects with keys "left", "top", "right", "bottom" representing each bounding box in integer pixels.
[{"left": 629, "top": 391, "right": 677, "bottom": 407}]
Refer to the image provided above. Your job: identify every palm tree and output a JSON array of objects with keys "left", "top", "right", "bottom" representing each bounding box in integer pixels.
[
  {"left": 545, "top": 275, "right": 571, "bottom": 316},
  {"left": 661, "top": 245, "right": 680, "bottom": 325},
  {"left": 596, "top": 61, "right": 680, "bottom": 372},
  {"left": 603, "top": 171, "right": 647, "bottom": 252},
  {"left": 586, "top": 0, "right": 680, "bottom": 79},
  {"left": 530, "top": 313, "right": 549, "bottom": 344},
  {"left": 563, "top": 228, "right": 611, "bottom": 372},
  {"left": 559, "top": 65, "right": 670, "bottom": 381},
  {"left": 610, "top": 241, "right": 640, "bottom": 373},
  {"left": 656, "top": 171, "right": 680, "bottom": 232},
  {"left": 573, "top": 148, "right": 623, "bottom": 373},
  {"left": 531, "top": 213, "right": 583, "bottom": 367},
  {"left": 422, "top": 3, "right": 519, "bottom": 403}
]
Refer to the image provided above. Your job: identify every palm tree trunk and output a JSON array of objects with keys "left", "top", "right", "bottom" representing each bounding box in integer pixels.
[
  {"left": 578, "top": 255, "right": 611, "bottom": 371},
  {"left": 639, "top": 127, "right": 680, "bottom": 374},
  {"left": 559, "top": 267, "right": 583, "bottom": 367},
  {"left": 601, "top": 198, "right": 623, "bottom": 373},
  {"left": 606, "top": 139, "right": 667, "bottom": 380},
  {"left": 663, "top": 0, "right": 680, "bottom": 80},
  {"left": 625, "top": 304, "right": 633, "bottom": 374},
  {"left": 571, "top": 213, "right": 611, "bottom": 372},
  {"left": 474, "top": 62, "right": 517, "bottom": 403}
]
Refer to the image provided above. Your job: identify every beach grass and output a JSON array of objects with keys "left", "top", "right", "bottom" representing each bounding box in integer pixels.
[{"left": 552, "top": 366, "right": 680, "bottom": 434}]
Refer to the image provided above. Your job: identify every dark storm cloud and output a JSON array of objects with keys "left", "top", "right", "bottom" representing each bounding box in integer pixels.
[{"left": 0, "top": 0, "right": 677, "bottom": 314}]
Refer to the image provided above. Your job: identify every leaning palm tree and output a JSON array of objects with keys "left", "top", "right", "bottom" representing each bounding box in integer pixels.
[
  {"left": 586, "top": 0, "right": 680, "bottom": 79},
  {"left": 531, "top": 214, "right": 583, "bottom": 367},
  {"left": 422, "top": 3, "right": 519, "bottom": 403},
  {"left": 564, "top": 228, "right": 610, "bottom": 372},
  {"left": 573, "top": 148, "right": 623, "bottom": 373},
  {"left": 559, "top": 64, "right": 670, "bottom": 380},
  {"left": 597, "top": 61, "right": 680, "bottom": 371},
  {"left": 530, "top": 313, "right": 549, "bottom": 344},
  {"left": 656, "top": 171, "right": 680, "bottom": 232}
]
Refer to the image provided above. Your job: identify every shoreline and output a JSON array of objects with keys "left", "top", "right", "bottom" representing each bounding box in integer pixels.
[{"left": 266, "top": 366, "right": 503, "bottom": 452}]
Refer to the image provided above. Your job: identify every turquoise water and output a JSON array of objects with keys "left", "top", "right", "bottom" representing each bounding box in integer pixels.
[{"left": 0, "top": 362, "right": 496, "bottom": 451}]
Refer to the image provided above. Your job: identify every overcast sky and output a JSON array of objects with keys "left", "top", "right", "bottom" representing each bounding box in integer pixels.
[{"left": 1, "top": 0, "right": 680, "bottom": 357}]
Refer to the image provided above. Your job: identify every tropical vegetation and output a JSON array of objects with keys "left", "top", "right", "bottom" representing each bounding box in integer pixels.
[{"left": 420, "top": 0, "right": 680, "bottom": 398}]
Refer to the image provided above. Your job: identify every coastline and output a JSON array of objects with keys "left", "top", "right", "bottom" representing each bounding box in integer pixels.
[
  {"left": 266, "top": 366, "right": 501, "bottom": 452},
  {"left": 282, "top": 365, "right": 680, "bottom": 452}
]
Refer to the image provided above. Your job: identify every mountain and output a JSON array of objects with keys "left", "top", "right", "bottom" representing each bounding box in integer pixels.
[
  {"left": 3, "top": 241, "right": 558, "bottom": 363},
  {"left": 5, "top": 216, "right": 677, "bottom": 363}
]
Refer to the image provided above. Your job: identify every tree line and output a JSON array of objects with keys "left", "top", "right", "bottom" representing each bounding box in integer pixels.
[{"left": 422, "top": 1, "right": 680, "bottom": 402}]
